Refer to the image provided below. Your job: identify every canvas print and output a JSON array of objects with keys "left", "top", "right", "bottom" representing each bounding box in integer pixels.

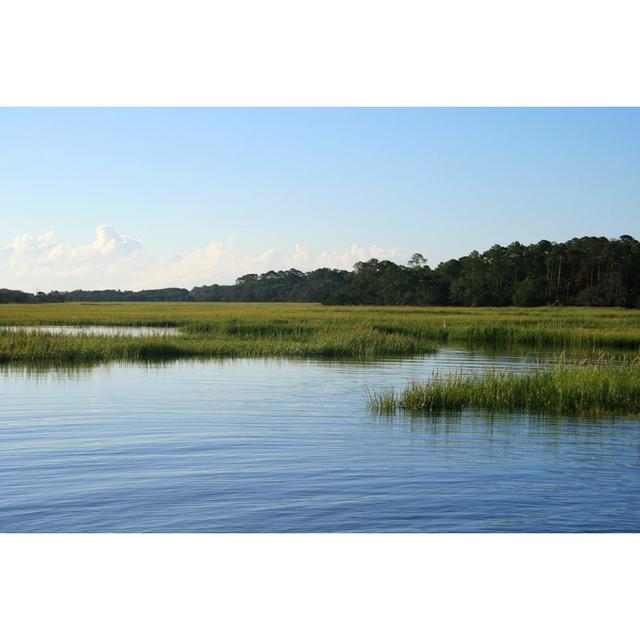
[{"left": 1, "top": 107, "right": 639, "bottom": 532}]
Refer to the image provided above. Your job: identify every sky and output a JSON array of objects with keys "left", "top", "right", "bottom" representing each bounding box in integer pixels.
[{"left": 1, "top": 107, "right": 639, "bottom": 292}]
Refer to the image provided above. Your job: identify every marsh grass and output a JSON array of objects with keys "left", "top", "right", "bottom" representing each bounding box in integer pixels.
[
  {"left": 0, "top": 324, "right": 434, "bottom": 363},
  {"left": 2, "top": 302, "right": 640, "bottom": 363},
  {"left": 368, "top": 356, "right": 640, "bottom": 417}
]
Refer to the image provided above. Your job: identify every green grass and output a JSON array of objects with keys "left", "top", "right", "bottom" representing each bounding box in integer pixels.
[
  {"left": 2, "top": 302, "right": 640, "bottom": 363},
  {"left": 0, "top": 325, "right": 433, "bottom": 363},
  {"left": 368, "top": 357, "right": 640, "bottom": 417}
]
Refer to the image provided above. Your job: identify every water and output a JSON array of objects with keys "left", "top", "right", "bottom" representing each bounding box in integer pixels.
[
  {"left": 1, "top": 348, "right": 639, "bottom": 532},
  {"left": 1, "top": 325, "right": 180, "bottom": 337}
]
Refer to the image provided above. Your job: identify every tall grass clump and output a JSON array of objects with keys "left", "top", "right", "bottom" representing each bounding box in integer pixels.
[
  {"left": 2, "top": 302, "right": 640, "bottom": 363},
  {"left": 369, "top": 359, "right": 640, "bottom": 417},
  {"left": 0, "top": 326, "right": 436, "bottom": 364}
]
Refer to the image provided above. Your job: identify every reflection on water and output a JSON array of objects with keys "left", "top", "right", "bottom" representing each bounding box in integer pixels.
[
  {"left": 1, "top": 325, "right": 180, "bottom": 337},
  {"left": 1, "top": 348, "right": 639, "bottom": 532}
]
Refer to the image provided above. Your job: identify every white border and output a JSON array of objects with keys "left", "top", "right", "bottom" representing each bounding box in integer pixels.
[
  {"left": 1, "top": 534, "right": 638, "bottom": 639},
  {"left": 1, "top": 0, "right": 639, "bottom": 106}
]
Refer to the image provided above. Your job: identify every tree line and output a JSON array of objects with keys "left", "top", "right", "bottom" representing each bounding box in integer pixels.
[{"left": 2, "top": 235, "right": 640, "bottom": 307}]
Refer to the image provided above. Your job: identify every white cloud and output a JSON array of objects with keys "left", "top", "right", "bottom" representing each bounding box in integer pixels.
[
  {"left": 70, "top": 224, "right": 144, "bottom": 259},
  {"left": 0, "top": 226, "right": 402, "bottom": 292}
]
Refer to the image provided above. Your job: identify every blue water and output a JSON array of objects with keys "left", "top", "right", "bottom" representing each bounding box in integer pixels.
[{"left": 1, "top": 348, "right": 639, "bottom": 532}]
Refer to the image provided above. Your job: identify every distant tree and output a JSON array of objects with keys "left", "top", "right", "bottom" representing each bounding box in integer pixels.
[
  {"left": 3, "top": 234, "right": 640, "bottom": 307},
  {"left": 0, "top": 288, "right": 35, "bottom": 303},
  {"left": 408, "top": 253, "right": 428, "bottom": 268},
  {"left": 235, "top": 274, "right": 258, "bottom": 285},
  {"left": 512, "top": 278, "right": 545, "bottom": 307}
]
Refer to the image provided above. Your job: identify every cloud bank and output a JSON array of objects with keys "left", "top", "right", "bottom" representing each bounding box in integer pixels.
[{"left": 0, "top": 226, "right": 401, "bottom": 292}]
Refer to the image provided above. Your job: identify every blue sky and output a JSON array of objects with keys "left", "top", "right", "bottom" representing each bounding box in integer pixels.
[{"left": 1, "top": 108, "right": 639, "bottom": 290}]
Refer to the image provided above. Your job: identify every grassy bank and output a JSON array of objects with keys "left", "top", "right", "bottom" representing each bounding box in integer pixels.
[
  {"left": 1, "top": 302, "right": 640, "bottom": 363},
  {"left": 368, "top": 359, "right": 640, "bottom": 417},
  {"left": 0, "top": 326, "right": 434, "bottom": 363}
]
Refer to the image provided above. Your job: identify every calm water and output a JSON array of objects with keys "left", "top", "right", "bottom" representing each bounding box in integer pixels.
[{"left": 1, "top": 347, "right": 639, "bottom": 532}]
